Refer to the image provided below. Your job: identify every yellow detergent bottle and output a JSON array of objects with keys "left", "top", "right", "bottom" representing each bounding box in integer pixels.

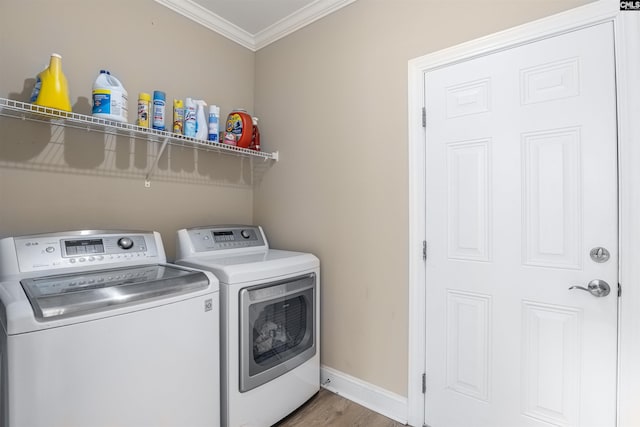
[{"left": 32, "top": 53, "right": 72, "bottom": 112}]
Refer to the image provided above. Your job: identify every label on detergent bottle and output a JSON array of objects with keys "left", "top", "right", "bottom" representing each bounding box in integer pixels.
[
  {"left": 92, "top": 89, "right": 112, "bottom": 115},
  {"left": 225, "top": 110, "right": 253, "bottom": 148},
  {"left": 226, "top": 113, "right": 242, "bottom": 136},
  {"left": 29, "top": 76, "right": 42, "bottom": 103}
]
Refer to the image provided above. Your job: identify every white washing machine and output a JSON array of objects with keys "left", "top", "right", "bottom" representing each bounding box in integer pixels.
[
  {"left": 176, "top": 225, "right": 320, "bottom": 427},
  {"left": 0, "top": 230, "right": 220, "bottom": 427}
]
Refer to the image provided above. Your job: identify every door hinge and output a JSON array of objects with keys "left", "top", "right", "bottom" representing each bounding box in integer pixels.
[
  {"left": 618, "top": 283, "right": 622, "bottom": 297},
  {"left": 421, "top": 107, "right": 426, "bottom": 128},
  {"left": 422, "top": 372, "right": 426, "bottom": 393},
  {"left": 423, "top": 240, "right": 427, "bottom": 261}
]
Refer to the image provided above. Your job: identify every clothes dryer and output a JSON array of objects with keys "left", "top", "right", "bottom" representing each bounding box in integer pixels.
[{"left": 176, "top": 225, "right": 320, "bottom": 427}]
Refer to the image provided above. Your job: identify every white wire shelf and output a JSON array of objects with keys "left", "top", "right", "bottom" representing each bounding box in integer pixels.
[{"left": 0, "top": 97, "right": 279, "bottom": 162}]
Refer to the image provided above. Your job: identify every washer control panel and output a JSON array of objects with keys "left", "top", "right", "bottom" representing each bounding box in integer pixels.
[
  {"left": 186, "top": 225, "right": 266, "bottom": 252},
  {"left": 61, "top": 235, "right": 147, "bottom": 257},
  {"left": 13, "top": 231, "right": 159, "bottom": 273}
]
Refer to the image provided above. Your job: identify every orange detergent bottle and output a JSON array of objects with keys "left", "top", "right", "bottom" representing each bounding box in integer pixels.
[{"left": 224, "top": 109, "right": 253, "bottom": 148}]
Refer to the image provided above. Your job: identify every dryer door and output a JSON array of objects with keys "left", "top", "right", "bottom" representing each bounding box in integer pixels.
[{"left": 239, "top": 273, "right": 316, "bottom": 392}]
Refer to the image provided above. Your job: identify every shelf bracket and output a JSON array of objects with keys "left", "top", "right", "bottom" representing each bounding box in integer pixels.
[{"left": 144, "top": 137, "right": 171, "bottom": 187}]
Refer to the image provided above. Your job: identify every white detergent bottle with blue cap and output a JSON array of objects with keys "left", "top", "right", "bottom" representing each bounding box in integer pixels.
[{"left": 92, "top": 70, "right": 128, "bottom": 122}]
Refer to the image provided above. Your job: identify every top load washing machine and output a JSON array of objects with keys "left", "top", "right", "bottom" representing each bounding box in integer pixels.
[
  {"left": 176, "top": 225, "right": 320, "bottom": 427},
  {"left": 0, "top": 230, "right": 220, "bottom": 427}
]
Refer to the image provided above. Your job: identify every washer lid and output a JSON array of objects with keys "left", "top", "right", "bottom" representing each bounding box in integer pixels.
[{"left": 20, "top": 264, "right": 210, "bottom": 321}]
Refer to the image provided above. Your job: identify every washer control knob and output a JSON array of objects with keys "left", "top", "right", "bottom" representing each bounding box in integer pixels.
[
  {"left": 240, "top": 230, "right": 251, "bottom": 239},
  {"left": 118, "top": 237, "right": 134, "bottom": 250}
]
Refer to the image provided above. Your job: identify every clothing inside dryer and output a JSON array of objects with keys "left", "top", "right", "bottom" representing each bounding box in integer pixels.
[{"left": 252, "top": 295, "right": 307, "bottom": 362}]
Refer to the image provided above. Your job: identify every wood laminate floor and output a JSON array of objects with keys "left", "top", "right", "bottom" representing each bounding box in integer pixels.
[{"left": 274, "top": 388, "right": 406, "bottom": 427}]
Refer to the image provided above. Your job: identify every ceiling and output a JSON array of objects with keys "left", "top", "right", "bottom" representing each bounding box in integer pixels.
[{"left": 155, "top": 0, "right": 357, "bottom": 51}]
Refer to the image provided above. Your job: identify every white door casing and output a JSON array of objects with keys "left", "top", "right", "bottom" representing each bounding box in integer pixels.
[
  {"left": 407, "top": 3, "right": 640, "bottom": 427},
  {"left": 424, "top": 22, "right": 616, "bottom": 427}
]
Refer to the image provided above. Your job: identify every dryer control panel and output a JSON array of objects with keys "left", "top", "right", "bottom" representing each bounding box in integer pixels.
[
  {"left": 182, "top": 225, "right": 267, "bottom": 253},
  {"left": 7, "top": 231, "right": 161, "bottom": 274}
]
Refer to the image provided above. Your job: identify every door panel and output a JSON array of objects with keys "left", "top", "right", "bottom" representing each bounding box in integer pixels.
[{"left": 424, "top": 22, "right": 617, "bottom": 427}]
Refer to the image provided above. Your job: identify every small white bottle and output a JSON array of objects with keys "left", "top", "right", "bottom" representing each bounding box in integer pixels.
[{"left": 208, "top": 105, "right": 220, "bottom": 142}]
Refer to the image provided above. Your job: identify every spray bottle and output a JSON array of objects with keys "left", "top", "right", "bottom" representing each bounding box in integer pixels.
[
  {"left": 195, "top": 100, "right": 208, "bottom": 140},
  {"left": 250, "top": 116, "right": 261, "bottom": 151}
]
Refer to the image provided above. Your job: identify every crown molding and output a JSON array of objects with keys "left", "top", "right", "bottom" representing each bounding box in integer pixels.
[
  {"left": 155, "top": 0, "right": 255, "bottom": 50},
  {"left": 155, "top": 0, "right": 357, "bottom": 51},
  {"left": 254, "top": 0, "right": 357, "bottom": 50}
]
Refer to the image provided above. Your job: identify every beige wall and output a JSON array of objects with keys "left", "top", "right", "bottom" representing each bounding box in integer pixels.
[
  {"left": 0, "top": 0, "right": 256, "bottom": 259},
  {"left": 1, "top": 0, "right": 595, "bottom": 401},
  {"left": 254, "top": 0, "right": 593, "bottom": 396}
]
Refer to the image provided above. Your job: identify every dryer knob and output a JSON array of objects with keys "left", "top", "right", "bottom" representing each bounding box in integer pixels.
[
  {"left": 118, "top": 237, "right": 134, "bottom": 250},
  {"left": 240, "top": 230, "right": 251, "bottom": 239}
]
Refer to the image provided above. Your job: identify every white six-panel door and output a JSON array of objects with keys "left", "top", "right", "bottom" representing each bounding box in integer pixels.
[{"left": 424, "top": 22, "right": 617, "bottom": 427}]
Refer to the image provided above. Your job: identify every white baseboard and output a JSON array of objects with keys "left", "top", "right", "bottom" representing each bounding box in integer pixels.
[{"left": 320, "top": 365, "right": 408, "bottom": 424}]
